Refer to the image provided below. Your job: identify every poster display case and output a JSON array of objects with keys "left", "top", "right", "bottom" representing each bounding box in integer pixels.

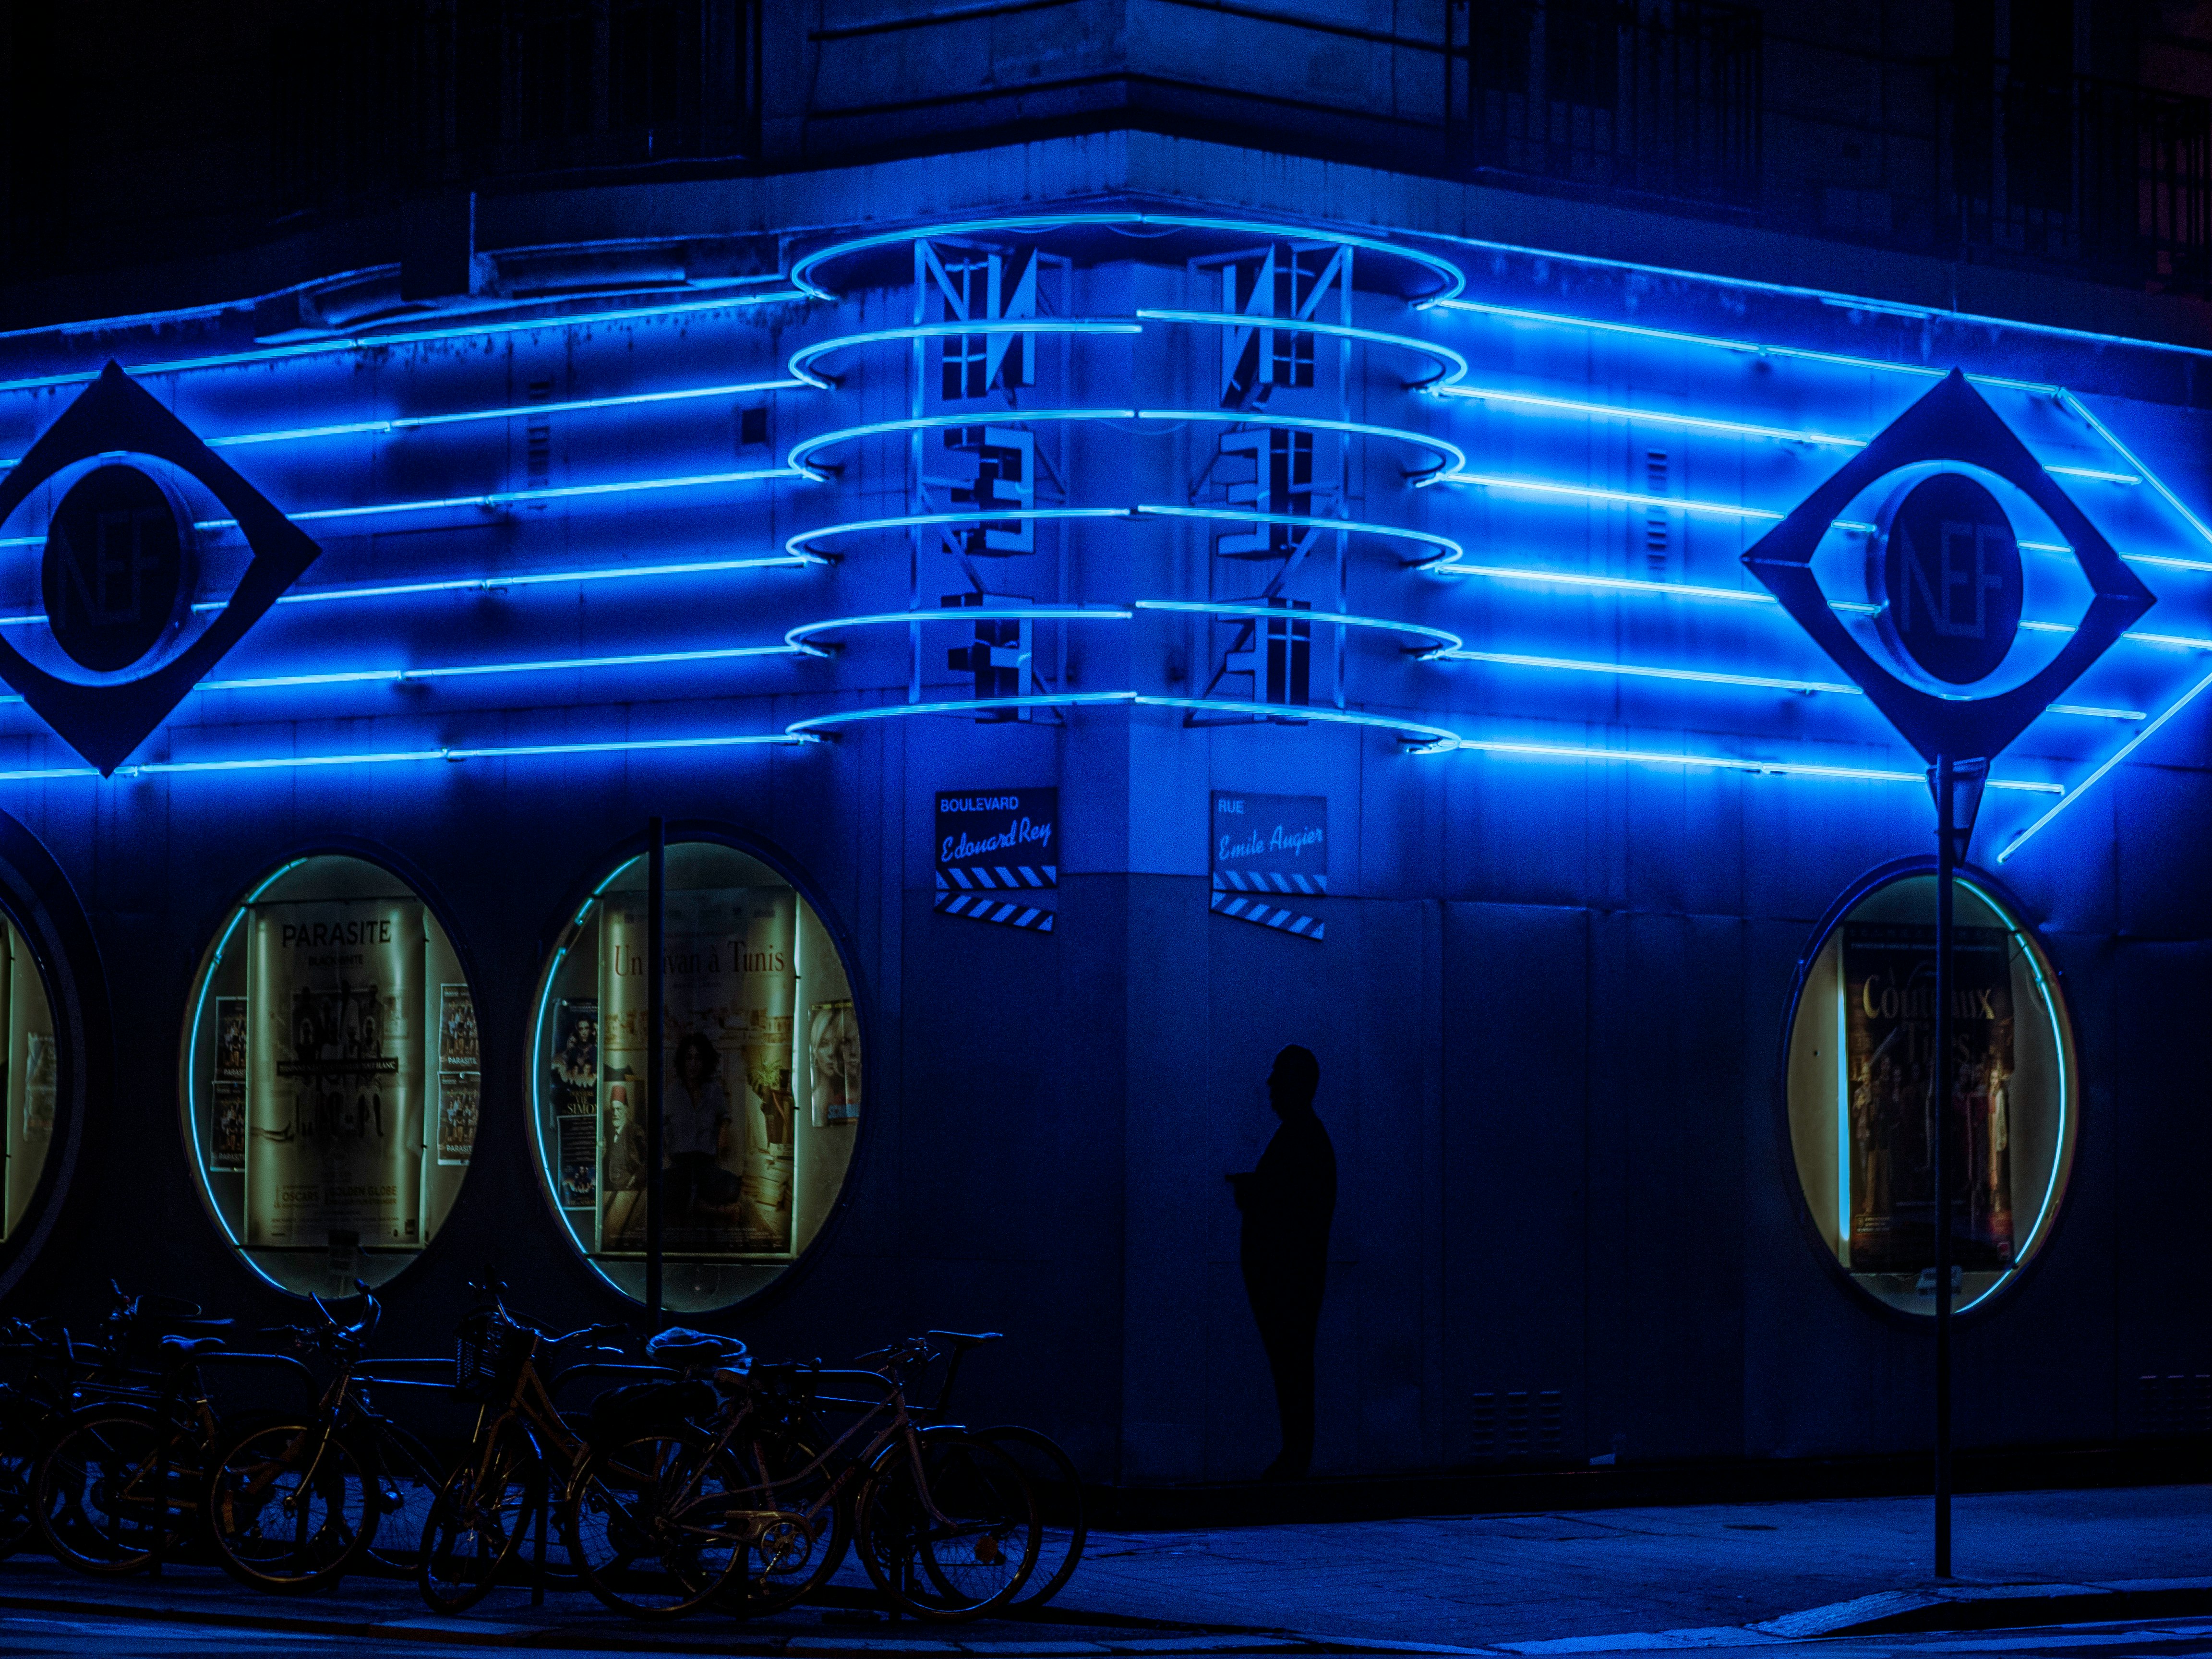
[
  {"left": 0, "top": 911, "right": 55, "bottom": 1243},
  {"left": 1785, "top": 871, "right": 2077, "bottom": 1314},
  {"left": 531, "top": 840, "right": 861, "bottom": 1311},
  {"left": 181, "top": 855, "right": 477, "bottom": 1297}
]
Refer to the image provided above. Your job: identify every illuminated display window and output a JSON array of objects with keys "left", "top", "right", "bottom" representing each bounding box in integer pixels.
[
  {"left": 1785, "top": 869, "right": 2076, "bottom": 1315},
  {"left": 0, "top": 911, "right": 56, "bottom": 1243},
  {"left": 182, "top": 855, "right": 479, "bottom": 1298},
  {"left": 531, "top": 840, "right": 860, "bottom": 1311}
]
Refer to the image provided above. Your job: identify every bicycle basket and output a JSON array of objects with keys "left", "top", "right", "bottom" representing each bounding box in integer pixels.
[{"left": 454, "top": 1309, "right": 533, "bottom": 1402}]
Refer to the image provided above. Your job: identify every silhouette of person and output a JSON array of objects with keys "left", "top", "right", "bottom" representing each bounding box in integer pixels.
[{"left": 1226, "top": 1045, "right": 1335, "bottom": 1480}]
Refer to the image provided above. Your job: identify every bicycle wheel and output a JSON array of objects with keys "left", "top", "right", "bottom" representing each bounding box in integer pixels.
[
  {"left": 204, "top": 1420, "right": 377, "bottom": 1592},
  {"left": 854, "top": 1432, "right": 1038, "bottom": 1622},
  {"left": 974, "top": 1426, "right": 1085, "bottom": 1610},
  {"left": 0, "top": 1389, "right": 53, "bottom": 1561},
  {"left": 417, "top": 1419, "right": 541, "bottom": 1614},
  {"left": 33, "top": 1406, "right": 184, "bottom": 1575},
  {"left": 563, "top": 1427, "right": 744, "bottom": 1619},
  {"left": 715, "top": 1425, "right": 849, "bottom": 1620},
  {"left": 362, "top": 1421, "right": 441, "bottom": 1575}
]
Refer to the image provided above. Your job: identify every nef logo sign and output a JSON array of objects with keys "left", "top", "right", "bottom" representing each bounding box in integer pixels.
[
  {"left": 1744, "top": 370, "right": 2153, "bottom": 769},
  {"left": 43, "top": 464, "right": 195, "bottom": 673},
  {"left": 1876, "top": 472, "right": 2024, "bottom": 687},
  {"left": 0, "top": 363, "right": 320, "bottom": 773}
]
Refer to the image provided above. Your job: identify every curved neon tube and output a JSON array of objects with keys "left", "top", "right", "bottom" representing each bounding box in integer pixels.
[
  {"left": 786, "top": 409, "right": 1464, "bottom": 483},
  {"left": 783, "top": 605, "right": 1132, "bottom": 658},
  {"left": 786, "top": 504, "right": 1463, "bottom": 567},
  {"left": 1132, "top": 600, "right": 1463, "bottom": 659},
  {"left": 784, "top": 505, "right": 1133, "bottom": 561},
  {"left": 1132, "top": 694, "right": 1462, "bottom": 752},
  {"left": 786, "top": 320, "right": 1143, "bottom": 388},
  {"left": 788, "top": 214, "right": 1467, "bottom": 306},
  {"left": 785, "top": 691, "right": 1140, "bottom": 736},
  {"left": 781, "top": 689, "right": 1462, "bottom": 752},
  {"left": 1134, "top": 310, "right": 1470, "bottom": 387}
]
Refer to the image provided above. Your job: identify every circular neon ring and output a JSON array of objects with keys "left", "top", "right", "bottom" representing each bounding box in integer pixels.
[
  {"left": 786, "top": 409, "right": 1466, "bottom": 483},
  {"left": 784, "top": 690, "right": 1461, "bottom": 752},
  {"left": 790, "top": 214, "right": 1467, "bottom": 307},
  {"left": 783, "top": 605, "right": 1132, "bottom": 658},
  {"left": 787, "top": 320, "right": 1145, "bottom": 388},
  {"left": 1134, "top": 309, "right": 1469, "bottom": 388},
  {"left": 1132, "top": 601, "right": 1463, "bottom": 659},
  {"left": 784, "top": 504, "right": 1461, "bottom": 566}
]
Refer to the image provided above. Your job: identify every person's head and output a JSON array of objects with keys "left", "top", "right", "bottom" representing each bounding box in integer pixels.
[
  {"left": 674, "top": 1033, "right": 716, "bottom": 1086},
  {"left": 1266, "top": 1045, "right": 1320, "bottom": 1118}
]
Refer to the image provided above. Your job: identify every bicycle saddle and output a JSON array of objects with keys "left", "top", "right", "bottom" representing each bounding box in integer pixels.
[
  {"left": 158, "top": 1334, "right": 226, "bottom": 1361},
  {"left": 645, "top": 1327, "right": 749, "bottom": 1369},
  {"left": 927, "top": 1330, "right": 1004, "bottom": 1348}
]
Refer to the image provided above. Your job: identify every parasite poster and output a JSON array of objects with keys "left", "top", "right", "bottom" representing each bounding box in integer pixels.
[
  {"left": 599, "top": 889, "right": 798, "bottom": 1255},
  {"left": 1841, "top": 921, "right": 2016, "bottom": 1273},
  {"left": 246, "top": 900, "right": 425, "bottom": 1251}
]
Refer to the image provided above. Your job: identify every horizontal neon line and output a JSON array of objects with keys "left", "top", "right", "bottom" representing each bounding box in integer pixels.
[
  {"left": 1, "top": 469, "right": 806, "bottom": 547},
  {"left": 1443, "top": 649, "right": 1851, "bottom": 695},
  {"left": 1435, "top": 648, "right": 2141, "bottom": 719},
  {"left": 1453, "top": 736, "right": 2062, "bottom": 793},
  {"left": 0, "top": 379, "right": 807, "bottom": 469},
  {"left": 1431, "top": 383, "right": 2139, "bottom": 485},
  {"left": 1434, "top": 300, "right": 2062, "bottom": 397},
  {"left": 1134, "top": 310, "right": 1470, "bottom": 387},
  {"left": 1133, "top": 600, "right": 1463, "bottom": 656},
  {"left": 1435, "top": 385, "right": 1862, "bottom": 447},
  {"left": 130, "top": 731, "right": 809, "bottom": 776},
  {"left": 788, "top": 409, "right": 1132, "bottom": 477},
  {"left": 784, "top": 605, "right": 1130, "bottom": 656},
  {"left": 788, "top": 213, "right": 1467, "bottom": 306},
  {"left": 0, "top": 289, "right": 811, "bottom": 396},
  {"left": 787, "top": 320, "right": 1142, "bottom": 387},
  {"left": 1440, "top": 472, "right": 1785, "bottom": 520},
  {"left": 1135, "top": 505, "right": 1463, "bottom": 561},
  {"left": 191, "top": 644, "right": 799, "bottom": 693},
  {"left": 1423, "top": 559, "right": 1780, "bottom": 603},
  {"left": 0, "top": 554, "right": 815, "bottom": 625},
  {"left": 1998, "top": 661, "right": 2212, "bottom": 861}
]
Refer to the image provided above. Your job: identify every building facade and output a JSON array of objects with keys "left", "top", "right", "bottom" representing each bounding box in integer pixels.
[{"left": 0, "top": 0, "right": 2206, "bottom": 1484}]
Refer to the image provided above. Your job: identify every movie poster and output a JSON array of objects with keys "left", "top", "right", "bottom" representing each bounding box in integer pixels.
[
  {"left": 217, "top": 998, "right": 248, "bottom": 1080},
  {"left": 211, "top": 1081, "right": 246, "bottom": 1172},
  {"left": 246, "top": 900, "right": 425, "bottom": 1251},
  {"left": 549, "top": 1000, "right": 599, "bottom": 1118},
  {"left": 22, "top": 1032, "right": 53, "bottom": 1146},
  {"left": 557, "top": 1114, "right": 597, "bottom": 1209},
  {"left": 600, "top": 889, "right": 797, "bottom": 1254},
  {"left": 439, "top": 986, "right": 480, "bottom": 1070},
  {"left": 809, "top": 1000, "right": 860, "bottom": 1126},
  {"left": 1842, "top": 921, "right": 2015, "bottom": 1273},
  {"left": 436, "top": 1072, "right": 478, "bottom": 1165}
]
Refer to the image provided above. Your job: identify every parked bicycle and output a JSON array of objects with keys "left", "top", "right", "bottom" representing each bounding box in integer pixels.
[{"left": 202, "top": 1286, "right": 446, "bottom": 1592}]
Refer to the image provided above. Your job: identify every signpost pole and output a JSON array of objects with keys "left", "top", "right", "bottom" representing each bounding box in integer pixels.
[
  {"left": 1932, "top": 757, "right": 1956, "bottom": 1579},
  {"left": 646, "top": 817, "right": 666, "bottom": 1331}
]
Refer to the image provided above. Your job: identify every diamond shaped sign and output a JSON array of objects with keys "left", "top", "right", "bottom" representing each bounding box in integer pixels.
[
  {"left": 0, "top": 362, "right": 321, "bottom": 775},
  {"left": 1742, "top": 369, "right": 2154, "bottom": 766}
]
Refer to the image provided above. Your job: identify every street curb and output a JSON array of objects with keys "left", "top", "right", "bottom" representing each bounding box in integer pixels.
[
  {"left": 0, "top": 1588, "right": 1320, "bottom": 1655},
  {"left": 1754, "top": 1577, "right": 2212, "bottom": 1638}
]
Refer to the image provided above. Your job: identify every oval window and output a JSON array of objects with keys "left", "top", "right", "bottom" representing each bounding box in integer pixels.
[
  {"left": 0, "top": 910, "right": 58, "bottom": 1242},
  {"left": 532, "top": 840, "right": 861, "bottom": 1310},
  {"left": 1785, "top": 869, "right": 2076, "bottom": 1314},
  {"left": 182, "top": 854, "right": 480, "bottom": 1297}
]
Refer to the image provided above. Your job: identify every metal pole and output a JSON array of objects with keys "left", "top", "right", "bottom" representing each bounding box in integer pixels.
[
  {"left": 646, "top": 817, "right": 666, "bottom": 1330},
  {"left": 1933, "top": 756, "right": 1955, "bottom": 1579}
]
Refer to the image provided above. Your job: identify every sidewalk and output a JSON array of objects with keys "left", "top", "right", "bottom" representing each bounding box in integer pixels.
[{"left": 0, "top": 1483, "right": 2204, "bottom": 1654}]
